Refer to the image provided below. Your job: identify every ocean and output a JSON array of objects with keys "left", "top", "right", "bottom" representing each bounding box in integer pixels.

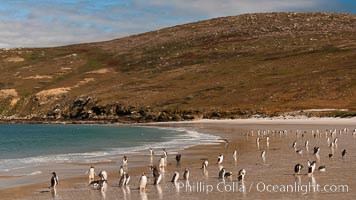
[{"left": 0, "top": 124, "right": 219, "bottom": 188}]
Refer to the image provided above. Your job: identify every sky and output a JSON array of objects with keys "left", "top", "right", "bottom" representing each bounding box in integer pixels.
[{"left": 0, "top": 0, "right": 355, "bottom": 48}]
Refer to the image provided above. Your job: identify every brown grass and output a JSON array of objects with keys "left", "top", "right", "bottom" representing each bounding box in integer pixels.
[{"left": 0, "top": 12, "right": 355, "bottom": 119}]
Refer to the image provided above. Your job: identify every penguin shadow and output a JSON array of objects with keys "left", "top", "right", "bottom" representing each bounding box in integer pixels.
[
  {"left": 39, "top": 187, "right": 58, "bottom": 199},
  {"left": 39, "top": 187, "right": 54, "bottom": 193}
]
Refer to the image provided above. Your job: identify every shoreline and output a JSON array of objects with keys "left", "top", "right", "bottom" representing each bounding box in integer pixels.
[
  {"left": 0, "top": 118, "right": 355, "bottom": 199},
  {"left": 0, "top": 125, "right": 221, "bottom": 190},
  {"left": 0, "top": 116, "right": 355, "bottom": 125}
]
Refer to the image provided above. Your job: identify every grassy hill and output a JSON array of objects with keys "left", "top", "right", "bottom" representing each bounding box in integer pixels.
[{"left": 0, "top": 12, "right": 355, "bottom": 122}]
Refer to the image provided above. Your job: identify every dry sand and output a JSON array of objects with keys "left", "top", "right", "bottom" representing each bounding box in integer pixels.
[{"left": 0, "top": 118, "right": 355, "bottom": 200}]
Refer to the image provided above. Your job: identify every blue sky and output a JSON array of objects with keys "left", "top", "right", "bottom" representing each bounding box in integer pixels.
[{"left": 0, "top": 0, "right": 355, "bottom": 48}]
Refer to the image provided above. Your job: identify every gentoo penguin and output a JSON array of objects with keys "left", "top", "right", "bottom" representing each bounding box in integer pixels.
[
  {"left": 183, "top": 168, "right": 190, "bottom": 180},
  {"left": 171, "top": 171, "right": 179, "bottom": 183},
  {"left": 154, "top": 173, "right": 162, "bottom": 185},
  {"left": 292, "top": 141, "right": 297, "bottom": 149},
  {"left": 224, "top": 171, "right": 233, "bottom": 179},
  {"left": 162, "top": 149, "right": 168, "bottom": 158},
  {"left": 238, "top": 169, "right": 246, "bottom": 182},
  {"left": 139, "top": 172, "right": 147, "bottom": 192},
  {"left": 318, "top": 166, "right": 326, "bottom": 172},
  {"left": 122, "top": 156, "right": 128, "bottom": 167},
  {"left": 217, "top": 154, "right": 224, "bottom": 164},
  {"left": 159, "top": 156, "right": 166, "bottom": 168},
  {"left": 334, "top": 137, "right": 338, "bottom": 145},
  {"left": 85, "top": 166, "right": 95, "bottom": 183},
  {"left": 218, "top": 168, "right": 226, "bottom": 179},
  {"left": 123, "top": 173, "right": 130, "bottom": 185},
  {"left": 119, "top": 172, "right": 130, "bottom": 186},
  {"left": 175, "top": 154, "right": 182, "bottom": 164},
  {"left": 98, "top": 170, "right": 108, "bottom": 181},
  {"left": 308, "top": 161, "right": 316, "bottom": 175},
  {"left": 162, "top": 149, "right": 168, "bottom": 166},
  {"left": 296, "top": 149, "right": 303, "bottom": 155},
  {"left": 261, "top": 150, "right": 266, "bottom": 160},
  {"left": 307, "top": 160, "right": 311, "bottom": 167},
  {"left": 119, "top": 166, "right": 124, "bottom": 177},
  {"left": 329, "top": 153, "right": 333, "bottom": 158},
  {"left": 50, "top": 172, "right": 59, "bottom": 188},
  {"left": 233, "top": 149, "right": 237, "bottom": 159},
  {"left": 201, "top": 160, "right": 208, "bottom": 170},
  {"left": 305, "top": 140, "right": 309, "bottom": 148},
  {"left": 294, "top": 164, "right": 303, "bottom": 174},
  {"left": 329, "top": 142, "right": 335, "bottom": 148},
  {"left": 218, "top": 167, "right": 232, "bottom": 179},
  {"left": 149, "top": 148, "right": 154, "bottom": 156},
  {"left": 342, "top": 149, "right": 347, "bottom": 158},
  {"left": 150, "top": 165, "right": 159, "bottom": 178},
  {"left": 89, "top": 180, "right": 107, "bottom": 191},
  {"left": 313, "top": 147, "right": 320, "bottom": 155}
]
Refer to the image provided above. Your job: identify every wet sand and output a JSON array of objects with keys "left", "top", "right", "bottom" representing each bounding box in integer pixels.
[{"left": 0, "top": 118, "right": 355, "bottom": 200}]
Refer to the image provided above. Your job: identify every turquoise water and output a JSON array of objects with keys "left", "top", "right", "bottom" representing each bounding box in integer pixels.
[{"left": 0, "top": 124, "right": 219, "bottom": 173}]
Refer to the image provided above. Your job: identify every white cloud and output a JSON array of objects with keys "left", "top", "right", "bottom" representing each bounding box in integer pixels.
[{"left": 133, "top": 0, "right": 324, "bottom": 17}]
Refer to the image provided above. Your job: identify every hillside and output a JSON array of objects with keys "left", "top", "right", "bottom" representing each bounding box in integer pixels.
[{"left": 0, "top": 12, "right": 355, "bottom": 122}]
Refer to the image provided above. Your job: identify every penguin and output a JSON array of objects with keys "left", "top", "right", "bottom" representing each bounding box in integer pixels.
[
  {"left": 150, "top": 165, "right": 159, "bottom": 178},
  {"left": 149, "top": 148, "right": 154, "bottom": 156},
  {"left": 217, "top": 154, "right": 224, "bottom": 164},
  {"left": 294, "top": 164, "right": 303, "bottom": 174},
  {"left": 201, "top": 160, "right": 208, "bottom": 170},
  {"left": 139, "top": 173, "right": 147, "bottom": 192},
  {"left": 162, "top": 149, "right": 168, "bottom": 158},
  {"left": 98, "top": 171, "right": 108, "bottom": 181},
  {"left": 313, "top": 147, "right": 320, "bottom": 155},
  {"left": 342, "top": 149, "right": 347, "bottom": 158},
  {"left": 308, "top": 161, "right": 316, "bottom": 175},
  {"left": 159, "top": 156, "right": 166, "bottom": 168},
  {"left": 334, "top": 137, "right": 338, "bottom": 145},
  {"left": 85, "top": 166, "right": 96, "bottom": 183},
  {"left": 183, "top": 168, "right": 190, "bottom": 180},
  {"left": 171, "top": 171, "right": 179, "bottom": 183},
  {"left": 154, "top": 173, "right": 162, "bottom": 185},
  {"left": 122, "top": 156, "right": 128, "bottom": 167},
  {"left": 233, "top": 149, "right": 237, "bottom": 158},
  {"left": 318, "top": 166, "right": 326, "bottom": 172},
  {"left": 238, "top": 169, "right": 246, "bottom": 182},
  {"left": 89, "top": 180, "right": 107, "bottom": 191},
  {"left": 119, "top": 172, "right": 130, "bottom": 186},
  {"left": 292, "top": 141, "right": 297, "bottom": 149},
  {"left": 218, "top": 168, "right": 226, "bottom": 179},
  {"left": 119, "top": 166, "right": 124, "bottom": 177},
  {"left": 256, "top": 137, "right": 260, "bottom": 143},
  {"left": 50, "top": 172, "right": 59, "bottom": 188},
  {"left": 224, "top": 171, "right": 233, "bottom": 179},
  {"left": 175, "top": 154, "right": 182, "bottom": 164},
  {"left": 296, "top": 149, "right": 303, "bottom": 155},
  {"left": 261, "top": 150, "right": 266, "bottom": 160}
]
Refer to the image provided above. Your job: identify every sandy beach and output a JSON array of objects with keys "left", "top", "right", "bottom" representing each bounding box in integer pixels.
[{"left": 0, "top": 118, "right": 355, "bottom": 200}]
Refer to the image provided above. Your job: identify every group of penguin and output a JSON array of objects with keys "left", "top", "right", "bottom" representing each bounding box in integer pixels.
[
  {"left": 47, "top": 127, "right": 353, "bottom": 195},
  {"left": 291, "top": 128, "right": 350, "bottom": 176}
]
